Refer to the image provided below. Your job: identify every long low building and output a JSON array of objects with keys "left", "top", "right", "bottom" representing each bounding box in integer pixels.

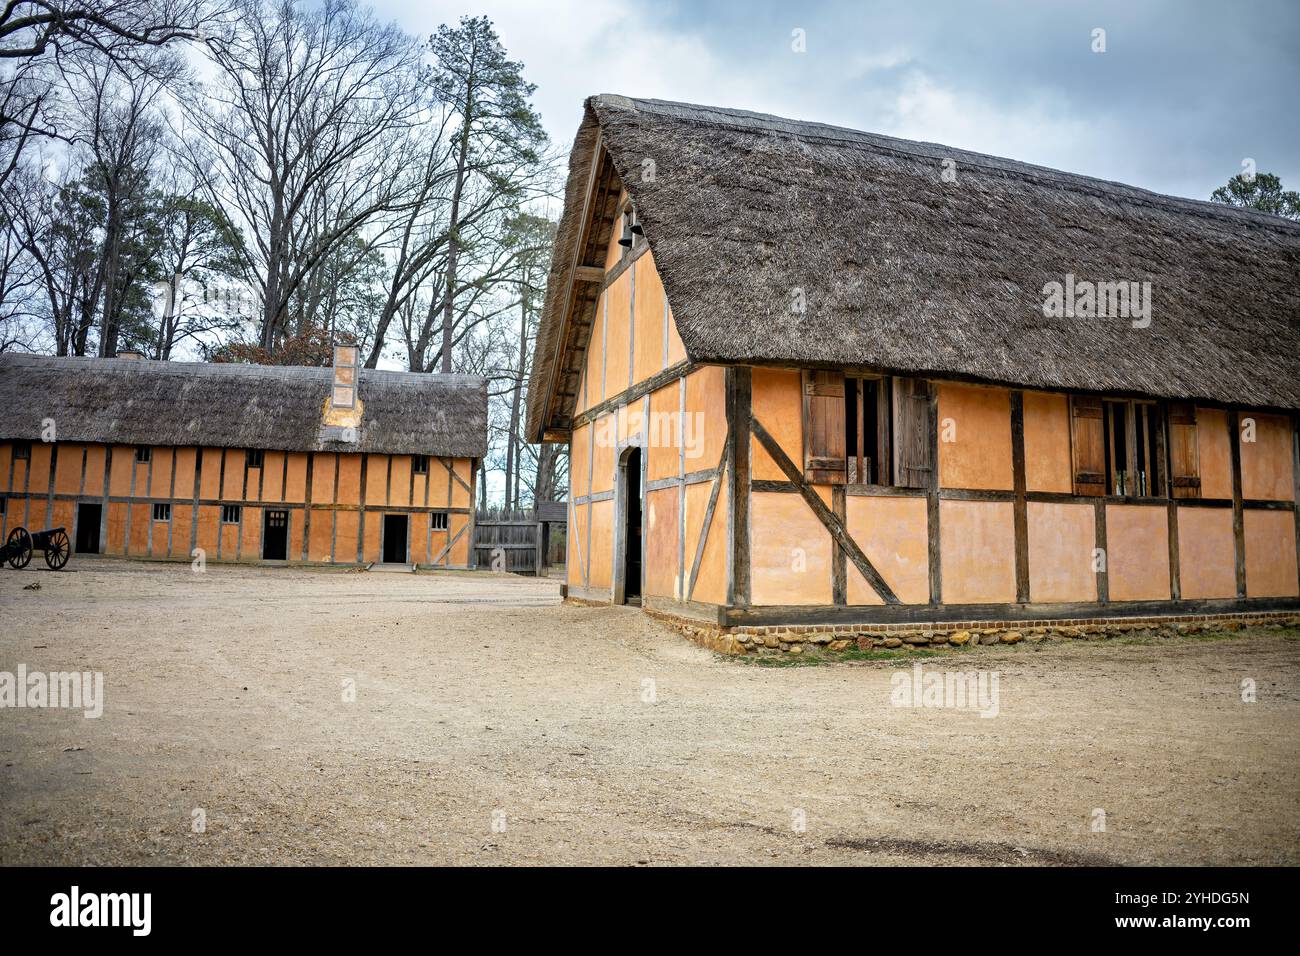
[
  {"left": 0, "top": 347, "right": 487, "bottom": 567},
  {"left": 528, "top": 95, "right": 1300, "bottom": 636}
]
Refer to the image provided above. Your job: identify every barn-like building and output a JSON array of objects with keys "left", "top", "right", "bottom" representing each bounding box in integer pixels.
[
  {"left": 528, "top": 96, "right": 1300, "bottom": 636},
  {"left": 0, "top": 347, "right": 486, "bottom": 567}
]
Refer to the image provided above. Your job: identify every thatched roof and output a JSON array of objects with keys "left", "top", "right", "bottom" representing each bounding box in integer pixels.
[
  {"left": 0, "top": 354, "right": 488, "bottom": 458},
  {"left": 529, "top": 95, "right": 1300, "bottom": 439}
]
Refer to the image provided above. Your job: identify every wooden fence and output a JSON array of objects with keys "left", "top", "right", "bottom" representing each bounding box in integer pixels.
[{"left": 472, "top": 504, "right": 567, "bottom": 575}]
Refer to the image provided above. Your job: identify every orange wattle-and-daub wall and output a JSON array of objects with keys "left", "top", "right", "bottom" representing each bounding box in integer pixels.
[{"left": 0, "top": 442, "right": 474, "bottom": 567}]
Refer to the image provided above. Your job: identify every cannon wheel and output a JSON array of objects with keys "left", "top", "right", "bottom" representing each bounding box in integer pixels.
[
  {"left": 43, "top": 528, "right": 70, "bottom": 570},
  {"left": 6, "top": 527, "right": 32, "bottom": 569}
]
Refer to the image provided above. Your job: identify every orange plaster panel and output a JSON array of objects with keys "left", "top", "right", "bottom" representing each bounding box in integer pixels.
[
  {"left": 364, "top": 455, "right": 389, "bottom": 505},
  {"left": 1197, "top": 408, "right": 1233, "bottom": 500},
  {"left": 308, "top": 509, "right": 334, "bottom": 562},
  {"left": 448, "top": 514, "right": 471, "bottom": 566},
  {"left": 1026, "top": 502, "right": 1097, "bottom": 603},
  {"left": 336, "top": 455, "right": 362, "bottom": 505},
  {"left": 288, "top": 509, "right": 304, "bottom": 561},
  {"left": 173, "top": 449, "right": 196, "bottom": 500},
  {"left": 1240, "top": 412, "right": 1294, "bottom": 501},
  {"left": 280, "top": 453, "right": 305, "bottom": 504},
  {"left": 646, "top": 384, "right": 680, "bottom": 482},
  {"left": 152, "top": 448, "right": 175, "bottom": 497},
  {"left": 54, "top": 445, "right": 83, "bottom": 495},
  {"left": 110, "top": 447, "right": 133, "bottom": 496},
  {"left": 568, "top": 502, "right": 588, "bottom": 586},
  {"left": 27, "top": 442, "right": 51, "bottom": 494},
  {"left": 1177, "top": 507, "right": 1237, "bottom": 599},
  {"left": 362, "top": 513, "right": 381, "bottom": 563},
  {"left": 1023, "top": 391, "right": 1074, "bottom": 493},
  {"left": 241, "top": 506, "right": 262, "bottom": 559},
  {"left": 1244, "top": 510, "right": 1299, "bottom": 597},
  {"left": 220, "top": 451, "right": 243, "bottom": 500},
  {"left": 571, "top": 424, "right": 591, "bottom": 499},
  {"left": 450, "top": 459, "right": 472, "bottom": 509},
  {"left": 1106, "top": 504, "right": 1171, "bottom": 602},
  {"left": 310, "top": 454, "right": 336, "bottom": 506},
  {"left": 170, "top": 506, "right": 194, "bottom": 558},
  {"left": 106, "top": 502, "right": 128, "bottom": 554},
  {"left": 128, "top": 503, "right": 150, "bottom": 555},
  {"left": 9, "top": 457, "right": 28, "bottom": 497},
  {"left": 940, "top": 500, "right": 1017, "bottom": 604},
  {"left": 666, "top": 307, "right": 686, "bottom": 366},
  {"left": 684, "top": 365, "right": 726, "bottom": 472},
  {"left": 603, "top": 273, "right": 632, "bottom": 396},
  {"left": 632, "top": 251, "right": 667, "bottom": 384},
  {"left": 83, "top": 445, "right": 106, "bottom": 495},
  {"left": 0, "top": 444, "right": 11, "bottom": 492},
  {"left": 334, "top": 511, "right": 359, "bottom": 563},
  {"left": 261, "top": 451, "right": 285, "bottom": 502},
  {"left": 750, "top": 368, "right": 802, "bottom": 482},
  {"left": 198, "top": 449, "right": 222, "bottom": 499},
  {"left": 684, "top": 479, "right": 727, "bottom": 605},
  {"left": 588, "top": 499, "right": 614, "bottom": 591},
  {"left": 389, "top": 456, "right": 412, "bottom": 507},
  {"left": 750, "top": 492, "right": 832, "bottom": 606},
  {"left": 846, "top": 495, "right": 930, "bottom": 605},
  {"left": 937, "top": 383, "right": 1013, "bottom": 491},
  {"left": 195, "top": 506, "right": 220, "bottom": 556},
  {"left": 590, "top": 413, "right": 617, "bottom": 494},
  {"left": 583, "top": 315, "right": 605, "bottom": 410},
  {"left": 644, "top": 486, "right": 679, "bottom": 599}
]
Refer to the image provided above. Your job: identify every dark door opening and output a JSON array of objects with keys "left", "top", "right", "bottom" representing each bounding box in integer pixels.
[
  {"left": 382, "top": 514, "right": 408, "bottom": 564},
  {"left": 263, "top": 509, "right": 288, "bottom": 560},
  {"left": 624, "top": 447, "right": 643, "bottom": 604},
  {"left": 75, "top": 503, "right": 101, "bottom": 554}
]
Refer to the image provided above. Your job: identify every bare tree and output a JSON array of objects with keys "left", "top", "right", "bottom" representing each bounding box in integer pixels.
[
  {"left": 180, "top": 0, "right": 423, "bottom": 355},
  {"left": 0, "top": 1, "right": 218, "bottom": 188},
  {"left": 428, "top": 15, "right": 546, "bottom": 373}
]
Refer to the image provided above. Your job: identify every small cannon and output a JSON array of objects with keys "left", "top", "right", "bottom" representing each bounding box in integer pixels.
[{"left": 2, "top": 526, "right": 71, "bottom": 570}]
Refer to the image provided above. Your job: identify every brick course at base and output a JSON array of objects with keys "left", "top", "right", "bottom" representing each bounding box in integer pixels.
[{"left": 632, "top": 607, "right": 1300, "bottom": 657}]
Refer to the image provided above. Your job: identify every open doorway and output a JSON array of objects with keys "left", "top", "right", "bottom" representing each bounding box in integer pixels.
[
  {"left": 75, "top": 502, "right": 101, "bottom": 554},
  {"left": 619, "top": 446, "right": 643, "bottom": 605},
  {"left": 382, "top": 513, "right": 408, "bottom": 564},
  {"left": 263, "top": 509, "right": 288, "bottom": 560}
]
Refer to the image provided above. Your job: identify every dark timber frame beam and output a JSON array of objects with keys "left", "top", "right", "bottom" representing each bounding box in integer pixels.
[
  {"left": 751, "top": 415, "right": 900, "bottom": 604},
  {"left": 726, "top": 367, "right": 751, "bottom": 607}
]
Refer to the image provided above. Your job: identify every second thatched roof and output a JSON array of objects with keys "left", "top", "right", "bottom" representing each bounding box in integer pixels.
[
  {"left": 529, "top": 95, "right": 1300, "bottom": 439},
  {"left": 0, "top": 354, "right": 488, "bottom": 458}
]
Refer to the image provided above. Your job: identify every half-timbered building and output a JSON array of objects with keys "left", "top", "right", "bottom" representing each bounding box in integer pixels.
[
  {"left": 0, "top": 347, "right": 485, "bottom": 567},
  {"left": 528, "top": 96, "right": 1300, "bottom": 632}
]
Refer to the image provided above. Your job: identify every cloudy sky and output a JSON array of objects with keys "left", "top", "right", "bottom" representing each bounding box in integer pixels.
[{"left": 371, "top": 0, "right": 1300, "bottom": 203}]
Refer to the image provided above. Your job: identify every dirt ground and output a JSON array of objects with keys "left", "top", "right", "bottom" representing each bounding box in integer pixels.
[{"left": 1, "top": 557, "right": 1298, "bottom": 866}]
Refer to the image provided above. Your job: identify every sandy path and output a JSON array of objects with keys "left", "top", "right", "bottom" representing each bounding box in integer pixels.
[{"left": 2, "top": 558, "right": 1297, "bottom": 865}]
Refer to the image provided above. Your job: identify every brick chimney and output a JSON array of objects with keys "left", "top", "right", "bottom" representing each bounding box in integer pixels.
[{"left": 320, "top": 344, "right": 362, "bottom": 444}]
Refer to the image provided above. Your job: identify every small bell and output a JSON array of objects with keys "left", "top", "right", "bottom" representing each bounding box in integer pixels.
[{"left": 617, "top": 212, "right": 634, "bottom": 247}]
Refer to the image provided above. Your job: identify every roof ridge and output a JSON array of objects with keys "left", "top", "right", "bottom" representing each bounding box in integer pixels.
[
  {"left": 0, "top": 353, "right": 486, "bottom": 386},
  {"left": 592, "top": 94, "right": 1300, "bottom": 236}
]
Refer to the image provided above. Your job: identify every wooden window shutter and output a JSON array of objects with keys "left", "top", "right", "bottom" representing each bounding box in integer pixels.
[
  {"left": 1167, "top": 402, "right": 1201, "bottom": 498},
  {"left": 892, "top": 377, "right": 932, "bottom": 489},
  {"left": 802, "top": 370, "right": 846, "bottom": 484},
  {"left": 1070, "top": 395, "right": 1106, "bottom": 496}
]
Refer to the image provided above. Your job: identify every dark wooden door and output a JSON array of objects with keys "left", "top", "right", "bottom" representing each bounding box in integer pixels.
[
  {"left": 625, "top": 448, "right": 642, "bottom": 601},
  {"left": 382, "top": 514, "right": 408, "bottom": 564},
  {"left": 75, "top": 503, "right": 101, "bottom": 554},
  {"left": 263, "top": 509, "right": 288, "bottom": 560}
]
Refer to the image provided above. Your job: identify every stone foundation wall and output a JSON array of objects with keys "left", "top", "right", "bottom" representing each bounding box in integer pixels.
[{"left": 640, "top": 608, "right": 1300, "bottom": 657}]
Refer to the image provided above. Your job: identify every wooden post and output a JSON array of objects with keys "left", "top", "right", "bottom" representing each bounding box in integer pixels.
[
  {"left": 726, "top": 367, "right": 752, "bottom": 608},
  {"left": 1229, "top": 410, "right": 1246, "bottom": 598},
  {"left": 1010, "top": 390, "right": 1030, "bottom": 604}
]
